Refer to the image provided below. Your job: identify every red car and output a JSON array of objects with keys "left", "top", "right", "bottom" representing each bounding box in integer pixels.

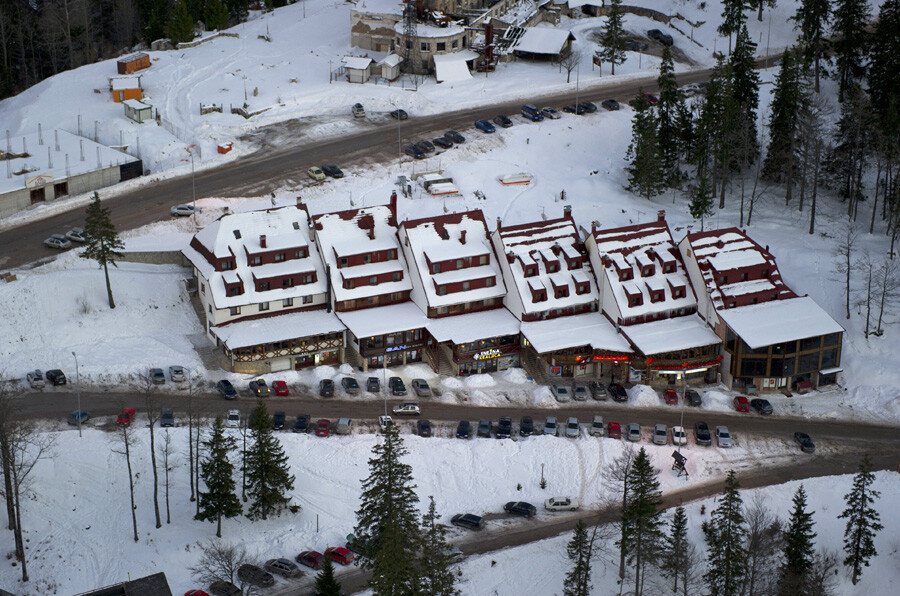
[
  {"left": 664, "top": 388, "right": 678, "bottom": 405},
  {"left": 733, "top": 395, "right": 750, "bottom": 412},
  {"left": 272, "top": 380, "right": 289, "bottom": 396},
  {"left": 185, "top": 591, "right": 210, "bottom": 596},
  {"left": 296, "top": 550, "right": 324, "bottom": 569},
  {"left": 644, "top": 93, "right": 659, "bottom": 105},
  {"left": 325, "top": 546, "right": 355, "bottom": 566},
  {"left": 117, "top": 407, "right": 136, "bottom": 426},
  {"left": 315, "top": 419, "right": 331, "bottom": 437},
  {"left": 607, "top": 422, "right": 622, "bottom": 439}
]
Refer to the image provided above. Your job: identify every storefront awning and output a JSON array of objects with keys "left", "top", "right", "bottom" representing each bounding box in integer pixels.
[
  {"left": 621, "top": 314, "right": 721, "bottom": 356},
  {"left": 520, "top": 312, "right": 632, "bottom": 354},
  {"left": 337, "top": 302, "right": 428, "bottom": 338},
  {"left": 212, "top": 311, "right": 345, "bottom": 350},
  {"left": 427, "top": 308, "right": 520, "bottom": 344}
]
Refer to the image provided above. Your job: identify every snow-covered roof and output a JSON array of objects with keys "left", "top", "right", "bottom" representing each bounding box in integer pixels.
[
  {"left": 512, "top": 27, "right": 573, "bottom": 55},
  {"left": 342, "top": 56, "right": 373, "bottom": 70},
  {"left": 495, "top": 216, "right": 598, "bottom": 316},
  {"left": 717, "top": 297, "right": 843, "bottom": 349},
  {"left": 211, "top": 310, "right": 345, "bottom": 349},
  {"left": 378, "top": 53, "right": 403, "bottom": 67},
  {"left": 426, "top": 308, "right": 520, "bottom": 343},
  {"left": 122, "top": 99, "right": 150, "bottom": 110},
  {"left": 182, "top": 205, "right": 327, "bottom": 310},
  {"left": 566, "top": 0, "right": 604, "bottom": 7},
  {"left": 0, "top": 129, "right": 140, "bottom": 195},
  {"left": 338, "top": 302, "right": 429, "bottom": 338},
  {"left": 400, "top": 210, "right": 506, "bottom": 309},
  {"left": 621, "top": 314, "right": 722, "bottom": 356},
  {"left": 393, "top": 21, "right": 464, "bottom": 38},
  {"left": 433, "top": 52, "right": 474, "bottom": 83},
  {"left": 520, "top": 313, "right": 632, "bottom": 353},
  {"left": 354, "top": 0, "right": 404, "bottom": 14},
  {"left": 110, "top": 76, "right": 142, "bottom": 90}
]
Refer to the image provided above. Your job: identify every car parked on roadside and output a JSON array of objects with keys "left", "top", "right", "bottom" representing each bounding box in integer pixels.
[
  {"left": 351, "top": 103, "right": 366, "bottom": 118},
  {"left": 46, "top": 369, "right": 67, "bottom": 385},
  {"left": 65, "top": 228, "right": 86, "bottom": 243},
  {"left": 734, "top": 395, "right": 750, "bottom": 412},
  {"left": 160, "top": 408, "right": 175, "bottom": 428},
  {"left": 445, "top": 130, "right": 466, "bottom": 143},
  {"left": 319, "top": 379, "right": 335, "bottom": 397},
  {"left": 519, "top": 416, "right": 534, "bottom": 437},
  {"left": 322, "top": 164, "right": 344, "bottom": 178},
  {"left": 389, "top": 108, "right": 408, "bottom": 120},
  {"left": 392, "top": 401, "right": 420, "bottom": 416},
  {"left": 68, "top": 410, "right": 90, "bottom": 425},
  {"left": 272, "top": 380, "right": 289, "bottom": 396},
  {"left": 292, "top": 414, "right": 310, "bottom": 433},
  {"left": 601, "top": 99, "right": 620, "bottom": 111},
  {"left": 715, "top": 426, "right": 732, "bottom": 448},
  {"left": 170, "top": 204, "right": 202, "bottom": 217},
  {"left": 648, "top": 28, "right": 674, "bottom": 46},
  {"left": 685, "top": 388, "right": 702, "bottom": 407},
  {"left": 544, "top": 496, "right": 579, "bottom": 512},
  {"left": 451, "top": 513, "right": 483, "bottom": 530},
  {"left": 544, "top": 416, "right": 559, "bottom": 436},
  {"left": 272, "top": 411, "right": 286, "bottom": 430},
  {"left": 250, "top": 378, "right": 270, "bottom": 397},
  {"left": 43, "top": 234, "right": 72, "bottom": 250},
  {"left": 216, "top": 380, "right": 237, "bottom": 399},
  {"left": 379, "top": 415, "right": 394, "bottom": 432},
  {"left": 578, "top": 101, "right": 598, "bottom": 113},
  {"left": 794, "top": 431, "right": 816, "bottom": 453},
  {"left": 664, "top": 388, "right": 678, "bottom": 405},
  {"left": 433, "top": 136, "right": 453, "bottom": 149},
  {"left": 185, "top": 590, "right": 210, "bottom": 596},
  {"left": 264, "top": 558, "right": 302, "bottom": 578},
  {"left": 521, "top": 104, "right": 544, "bottom": 122},
  {"left": 672, "top": 425, "right": 687, "bottom": 446},
  {"left": 315, "top": 419, "right": 331, "bottom": 437},
  {"left": 237, "top": 563, "right": 274, "bottom": 587},
  {"left": 366, "top": 377, "right": 380, "bottom": 393},
  {"left": 296, "top": 550, "right": 324, "bottom": 569},
  {"left": 26, "top": 370, "right": 45, "bottom": 389},
  {"left": 573, "top": 383, "right": 590, "bottom": 401},
  {"left": 624, "top": 38, "right": 649, "bottom": 52},
  {"left": 653, "top": 424, "right": 668, "bottom": 445},
  {"left": 477, "top": 419, "right": 492, "bottom": 438},
  {"left": 562, "top": 104, "right": 586, "bottom": 115},
  {"left": 345, "top": 533, "right": 371, "bottom": 556},
  {"left": 456, "top": 420, "right": 471, "bottom": 438},
  {"left": 341, "top": 377, "right": 360, "bottom": 395},
  {"left": 589, "top": 381, "right": 607, "bottom": 400},
  {"left": 607, "top": 421, "right": 622, "bottom": 439},
  {"left": 117, "top": 407, "right": 136, "bottom": 426},
  {"left": 150, "top": 368, "right": 166, "bottom": 384},
  {"left": 627, "top": 422, "right": 642, "bottom": 442},
  {"left": 308, "top": 166, "right": 326, "bottom": 181},
  {"left": 504, "top": 501, "right": 537, "bottom": 518},
  {"left": 335, "top": 417, "right": 352, "bottom": 435},
  {"left": 474, "top": 119, "right": 496, "bottom": 133},
  {"left": 493, "top": 114, "right": 514, "bottom": 128},
  {"left": 325, "top": 547, "right": 355, "bottom": 566},
  {"left": 169, "top": 366, "right": 185, "bottom": 383},
  {"left": 750, "top": 398, "right": 773, "bottom": 415},
  {"left": 694, "top": 421, "right": 712, "bottom": 446},
  {"left": 589, "top": 415, "right": 605, "bottom": 437},
  {"left": 416, "top": 419, "right": 432, "bottom": 437},
  {"left": 404, "top": 144, "right": 425, "bottom": 159},
  {"left": 225, "top": 410, "right": 240, "bottom": 428},
  {"left": 550, "top": 384, "right": 571, "bottom": 402},
  {"left": 389, "top": 377, "right": 407, "bottom": 396},
  {"left": 411, "top": 379, "right": 432, "bottom": 397},
  {"left": 541, "top": 106, "right": 561, "bottom": 119},
  {"left": 565, "top": 417, "right": 580, "bottom": 439},
  {"left": 415, "top": 140, "right": 435, "bottom": 153},
  {"left": 496, "top": 416, "right": 513, "bottom": 439},
  {"left": 208, "top": 581, "right": 240, "bottom": 596},
  {"left": 643, "top": 93, "right": 659, "bottom": 105},
  {"left": 609, "top": 383, "right": 628, "bottom": 402}
]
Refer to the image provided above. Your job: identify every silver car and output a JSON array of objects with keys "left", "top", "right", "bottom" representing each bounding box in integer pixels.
[
  {"left": 715, "top": 426, "right": 733, "bottom": 448},
  {"left": 588, "top": 414, "right": 604, "bottom": 437},
  {"left": 626, "top": 422, "right": 641, "bottom": 442},
  {"left": 543, "top": 416, "right": 559, "bottom": 436},
  {"left": 411, "top": 379, "right": 432, "bottom": 397},
  {"left": 572, "top": 383, "right": 589, "bottom": 401},
  {"left": 150, "top": 368, "right": 166, "bottom": 384},
  {"left": 26, "top": 370, "right": 45, "bottom": 389},
  {"left": 550, "top": 384, "right": 570, "bottom": 402},
  {"left": 65, "top": 228, "right": 86, "bottom": 243},
  {"left": 44, "top": 234, "right": 72, "bottom": 250},
  {"left": 170, "top": 204, "right": 201, "bottom": 217},
  {"left": 169, "top": 366, "right": 185, "bottom": 383},
  {"left": 565, "top": 417, "right": 580, "bottom": 438},
  {"left": 653, "top": 424, "right": 668, "bottom": 445}
]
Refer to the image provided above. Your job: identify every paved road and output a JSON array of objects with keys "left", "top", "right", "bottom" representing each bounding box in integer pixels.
[{"left": 0, "top": 62, "right": 745, "bottom": 273}]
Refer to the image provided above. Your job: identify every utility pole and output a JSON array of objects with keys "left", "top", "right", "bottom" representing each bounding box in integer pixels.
[{"left": 71, "top": 352, "right": 82, "bottom": 438}]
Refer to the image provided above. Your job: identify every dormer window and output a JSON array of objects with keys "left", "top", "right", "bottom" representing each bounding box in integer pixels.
[
  {"left": 295, "top": 249, "right": 306, "bottom": 259},
  {"left": 227, "top": 287, "right": 241, "bottom": 297},
  {"left": 283, "top": 278, "right": 294, "bottom": 288},
  {"left": 438, "top": 285, "right": 447, "bottom": 296},
  {"left": 740, "top": 272, "right": 748, "bottom": 281},
  {"left": 432, "top": 263, "right": 441, "bottom": 274},
  {"left": 340, "top": 257, "right": 348, "bottom": 267},
  {"left": 619, "top": 269, "right": 632, "bottom": 281},
  {"left": 393, "top": 272, "right": 401, "bottom": 282},
  {"left": 364, "top": 254, "right": 371, "bottom": 264},
  {"left": 575, "top": 282, "right": 590, "bottom": 295},
  {"left": 221, "top": 260, "right": 234, "bottom": 270},
  {"left": 257, "top": 282, "right": 270, "bottom": 291},
  {"left": 250, "top": 256, "right": 261, "bottom": 266},
  {"left": 535, "top": 290, "right": 547, "bottom": 302},
  {"left": 462, "top": 281, "right": 470, "bottom": 291},
  {"left": 719, "top": 275, "right": 727, "bottom": 284},
  {"left": 663, "top": 263, "right": 674, "bottom": 273},
  {"left": 672, "top": 287, "right": 682, "bottom": 298},
  {"left": 274, "top": 253, "right": 285, "bottom": 262},
  {"left": 370, "top": 276, "right": 377, "bottom": 286},
  {"left": 629, "top": 296, "right": 642, "bottom": 307},
  {"left": 554, "top": 286, "right": 569, "bottom": 299},
  {"left": 486, "top": 277, "right": 495, "bottom": 287},
  {"left": 456, "top": 259, "right": 464, "bottom": 269},
  {"left": 642, "top": 266, "right": 654, "bottom": 277}
]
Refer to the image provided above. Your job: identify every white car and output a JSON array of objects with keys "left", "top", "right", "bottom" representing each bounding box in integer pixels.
[
  {"left": 715, "top": 426, "right": 732, "bottom": 448},
  {"left": 541, "top": 107, "right": 561, "bottom": 119},
  {"left": 378, "top": 415, "right": 394, "bottom": 432},
  {"left": 565, "top": 417, "right": 580, "bottom": 438},
  {"left": 550, "top": 384, "right": 570, "bottom": 402},
  {"left": 170, "top": 204, "right": 201, "bottom": 217},
  {"left": 169, "top": 366, "right": 185, "bottom": 383},
  {"left": 392, "top": 402, "right": 421, "bottom": 416},
  {"left": 26, "top": 370, "right": 45, "bottom": 389},
  {"left": 653, "top": 424, "right": 668, "bottom": 445},
  {"left": 65, "top": 228, "right": 86, "bottom": 243},
  {"left": 671, "top": 425, "right": 687, "bottom": 446},
  {"left": 44, "top": 234, "right": 72, "bottom": 250},
  {"left": 544, "top": 496, "right": 580, "bottom": 512},
  {"left": 588, "top": 414, "right": 604, "bottom": 437},
  {"left": 543, "top": 416, "right": 558, "bottom": 436},
  {"left": 225, "top": 409, "right": 241, "bottom": 428}
]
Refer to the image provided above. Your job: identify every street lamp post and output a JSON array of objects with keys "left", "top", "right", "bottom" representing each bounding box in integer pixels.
[
  {"left": 678, "top": 375, "right": 686, "bottom": 457},
  {"left": 71, "top": 351, "right": 82, "bottom": 438}
]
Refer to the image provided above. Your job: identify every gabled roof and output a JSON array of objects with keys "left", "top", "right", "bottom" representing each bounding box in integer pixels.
[
  {"left": 520, "top": 312, "right": 632, "bottom": 353},
  {"left": 212, "top": 310, "right": 345, "bottom": 350},
  {"left": 621, "top": 314, "right": 722, "bottom": 355},
  {"left": 512, "top": 27, "right": 574, "bottom": 55}
]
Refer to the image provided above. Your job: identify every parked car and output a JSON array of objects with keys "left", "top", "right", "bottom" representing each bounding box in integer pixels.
[
  {"left": 643, "top": 93, "right": 659, "bottom": 105},
  {"left": 351, "top": 103, "right": 365, "bottom": 118},
  {"left": 445, "top": 546, "right": 465, "bottom": 563},
  {"left": 672, "top": 425, "right": 687, "bottom": 446},
  {"left": 565, "top": 417, "right": 580, "bottom": 439},
  {"left": 272, "top": 380, "right": 289, "bottom": 396},
  {"left": 325, "top": 547, "right": 355, "bottom": 566},
  {"left": 544, "top": 416, "right": 559, "bottom": 436},
  {"left": 150, "top": 368, "right": 166, "bottom": 384},
  {"left": 308, "top": 166, "right": 326, "bottom": 181},
  {"left": 607, "top": 421, "right": 622, "bottom": 439},
  {"left": 225, "top": 410, "right": 240, "bottom": 428},
  {"left": 169, "top": 366, "right": 185, "bottom": 383},
  {"left": 496, "top": 416, "right": 513, "bottom": 439},
  {"left": 185, "top": 590, "right": 210, "bottom": 596},
  {"left": 389, "top": 377, "right": 407, "bottom": 396},
  {"left": 296, "top": 550, "right": 324, "bottom": 569},
  {"left": 572, "top": 383, "right": 590, "bottom": 401},
  {"left": 322, "top": 164, "right": 344, "bottom": 178},
  {"left": 272, "top": 411, "right": 286, "bottom": 430},
  {"left": 589, "top": 415, "right": 605, "bottom": 437},
  {"left": 392, "top": 401, "right": 420, "bottom": 416},
  {"left": 609, "top": 383, "right": 628, "bottom": 402},
  {"left": 264, "top": 558, "right": 302, "bottom": 578},
  {"left": 445, "top": 130, "right": 466, "bottom": 143},
  {"left": 648, "top": 28, "right": 674, "bottom": 46},
  {"left": 404, "top": 144, "right": 425, "bottom": 159},
  {"left": 160, "top": 408, "right": 175, "bottom": 428},
  {"left": 336, "top": 417, "right": 352, "bottom": 435},
  {"left": 43, "top": 234, "right": 72, "bottom": 249},
  {"left": 250, "top": 378, "right": 271, "bottom": 397},
  {"left": 520, "top": 104, "right": 544, "bottom": 121},
  {"left": 493, "top": 114, "right": 514, "bottom": 128},
  {"left": 26, "top": 370, "right": 45, "bottom": 389},
  {"left": 562, "top": 104, "right": 586, "bottom": 114},
  {"left": 664, "top": 388, "right": 678, "bottom": 405},
  {"left": 519, "top": 416, "right": 534, "bottom": 437},
  {"left": 541, "top": 106, "right": 561, "bottom": 119},
  {"left": 685, "top": 388, "right": 702, "bottom": 407},
  {"left": 117, "top": 407, "right": 136, "bottom": 426},
  {"left": 550, "top": 384, "right": 571, "bottom": 402},
  {"left": 216, "top": 380, "right": 237, "bottom": 399},
  {"left": 345, "top": 533, "right": 371, "bottom": 556},
  {"left": 237, "top": 563, "right": 274, "bottom": 587},
  {"left": 626, "top": 422, "right": 642, "bottom": 442},
  {"left": 456, "top": 420, "right": 471, "bottom": 438},
  {"left": 411, "top": 379, "right": 432, "bottom": 397},
  {"left": 208, "top": 581, "right": 240, "bottom": 596},
  {"left": 589, "top": 381, "right": 607, "bottom": 400},
  {"left": 292, "top": 414, "right": 310, "bottom": 433},
  {"left": 794, "top": 431, "right": 816, "bottom": 453},
  {"left": 451, "top": 513, "right": 484, "bottom": 530},
  {"left": 601, "top": 99, "right": 621, "bottom": 111},
  {"left": 715, "top": 426, "right": 733, "bottom": 448},
  {"left": 734, "top": 395, "right": 750, "bottom": 412},
  {"left": 653, "top": 424, "right": 668, "bottom": 445},
  {"left": 694, "top": 421, "right": 713, "bottom": 446},
  {"left": 578, "top": 101, "right": 598, "bottom": 113},
  {"left": 624, "top": 38, "right": 649, "bottom": 52},
  {"left": 750, "top": 398, "right": 773, "bottom": 415},
  {"left": 68, "top": 410, "right": 90, "bottom": 425},
  {"left": 65, "top": 228, "right": 86, "bottom": 243},
  {"left": 315, "top": 419, "right": 331, "bottom": 437},
  {"left": 544, "top": 496, "right": 579, "bottom": 512},
  {"left": 45, "top": 369, "right": 67, "bottom": 385},
  {"left": 474, "top": 119, "right": 496, "bottom": 133},
  {"left": 389, "top": 108, "right": 408, "bottom": 120},
  {"left": 477, "top": 419, "right": 493, "bottom": 438},
  {"left": 319, "top": 379, "right": 335, "bottom": 397},
  {"left": 366, "top": 376, "right": 380, "bottom": 393},
  {"left": 378, "top": 415, "right": 394, "bottom": 432},
  {"left": 504, "top": 501, "right": 537, "bottom": 518},
  {"left": 170, "top": 204, "right": 201, "bottom": 217},
  {"left": 341, "top": 377, "right": 360, "bottom": 395},
  {"left": 415, "top": 419, "right": 432, "bottom": 437},
  {"left": 433, "top": 136, "right": 453, "bottom": 149}
]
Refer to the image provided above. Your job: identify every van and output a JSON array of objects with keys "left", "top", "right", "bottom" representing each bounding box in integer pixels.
[
  {"left": 521, "top": 104, "right": 544, "bottom": 122},
  {"left": 336, "top": 417, "right": 352, "bottom": 435}
]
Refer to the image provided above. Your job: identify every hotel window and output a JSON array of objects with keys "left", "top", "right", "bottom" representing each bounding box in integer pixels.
[
  {"left": 295, "top": 249, "right": 305, "bottom": 258},
  {"left": 438, "top": 286, "right": 447, "bottom": 295},
  {"left": 257, "top": 282, "right": 270, "bottom": 291},
  {"left": 456, "top": 259, "right": 463, "bottom": 269},
  {"left": 370, "top": 276, "right": 378, "bottom": 286},
  {"left": 250, "top": 256, "right": 261, "bottom": 266},
  {"left": 436, "top": 42, "right": 446, "bottom": 51},
  {"left": 229, "top": 306, "right": 241, "bottom": 316},
  {"left": 200, "top": 283, "right": 205, "bottom": 294},
  {"left": 486, "top": 278, "right": 494, "bottom": 287},
  {"left": 340, "top": 257, "right": 348, "bottom": 267},
  {"left": 274, "top": 253, "right": 285, "bottom": 262},
  {"left": 283, "top": 298, "right": 293, "bottom": 307},
  {"left": 259, "top": 302, "right": 269, "bottom": 311},
  {"left": 421, "top": 42, "right": 429, "bottom": 51},
  {"left": 432, "top": 263, "right": 441, "bottom": 273},
  {"left": 303, "top": 295, "right": 313, "bottom": 304},
  {"left": 364, "top": 254, "right": 371, "bottom": 264},
  {"left": 393, "top": 272, "right": 401, "bottom": 282},
  {"left": 462, "top": 281, "right": 470, "bottom": 291},
  {"left": 283, "top": 278, "right": 294, "bottom": 288}
]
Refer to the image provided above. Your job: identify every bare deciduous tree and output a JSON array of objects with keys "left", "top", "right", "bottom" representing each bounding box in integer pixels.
[
  {"left": 111, "top": 419, "right": 139, "bottom": 543},
  {"left": 132, "top": 371, "right": 161, "bottom": 529},
  {"left": 873, "top": 255, "right": 900, "bottom": 335},
  {"left": 189, "top": 539, "right": 260, "bottom": 595},
  {"left": 743, "top": 493, "right": 782, "bottom": 596},
  {"left": 160, "top": 429, "right": 176, "bottom": 525},
  {"left": 833, "top": 227, "right": 858, "bottom": 320},
  {"left": 560, "top": 51, "right": 581, "bottom": 84}
]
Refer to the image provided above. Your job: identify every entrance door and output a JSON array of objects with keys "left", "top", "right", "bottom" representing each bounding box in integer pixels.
[{"left": 30, "top": 187, "right": 46, "bottom": 204}]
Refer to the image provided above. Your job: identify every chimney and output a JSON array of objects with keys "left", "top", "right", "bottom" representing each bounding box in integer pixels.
[
  {"left": 260, "top": 235, "right": 267, "bottom": 248},
  {"left": 388, "top": 191, "right": 398, "bottom": 227},
  {"left": 296, "top": 196, "right": 302, "bottom": 207},
  {"left": 657, "top": 210, "right": 666, "bottom": 222},
  {"left": 460, "top": 230, "right": 467, "bottom": 244},
  {"left": 368, "top": 227, "right": 375, "bottom": 240},
  {"left": 496, "top": 217, "right": 502, "bottom": 231},
  {"left": 563, "top": 205, "right": 572, "bottom": 218}
]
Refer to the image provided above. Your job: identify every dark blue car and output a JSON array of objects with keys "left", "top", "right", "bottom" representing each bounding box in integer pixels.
[
  {"left": 404, "top": 144, "right": 425, "bottom": 159},
  {"left": 474, "top": 119, "right": 495, "bottom": 133}
]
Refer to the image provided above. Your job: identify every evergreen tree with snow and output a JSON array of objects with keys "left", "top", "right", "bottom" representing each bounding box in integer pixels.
[
  {"left": 620, "top": 448, "right": 663, "bottom": 596},
  {"left": 689, "top": 171, "right": 715, "bottom": 231},
  {"left": 838, "top": 456, "right": 883, "bottom": 585},
  {"left": 764, "top": 47, "right": 806, "bottom": 199},
  {"left": 719, "top": 0, "right": 749, "bottom": 45},
  {"left": 244, "top": 400, "right": 295, "bottom": 520},
  {"left": 417, "top": 496, "right": 459, "bottom": 596},
  {"left": 778, "top": 485, "right": 817, "bottom": 595},
  {"left": 168, "top": 0, "right": 195, "bottom": 45},
  {"left": 81, "top": 192, "right": 124, "bottom": 309},
  {"left": 749, "top": 0, "right": 777, "bottom": 22},
  {"left": 831, "top": 0, "right": 871, "bottom": 101},
  {"left": 563, "top": 520, "right": 594, "bottom": 596},
  {"left": 314, "top": 557, "right": 342, "bottom": 596},
  {"left": 730, "top": 25, "right": 761, "bottom": 164},
  {"left": 703, "top": 470, "right": 748, "bottom": 596},
  {"left": 224, "top": 0, "right": 250, "bottom": 22},
  {"left": 626, "top": 93, "right": 665, "bottom": 199},
  {"left": 792, "top": 0, "right": 832, "bottom": 92},
  {"left": 354, "top": 424, "right": 421, "bottom": 596},
  {"left": 868, "top": 0, "right": 900, "bottom": 117},
  {"left": 656, "top": 47, "right": 683, "bottom": 187},
  {"left": 599, "top": 0, "right": 627, "bottom": 75},
  {"left": 197, "top": 416, "right": 242, "bottom": 537},
  {"left": 660, "top": 505, "right": 691, "bottom": 595},
  {"left": 205, "top": 0, "right": 230, "bottom": 31}
]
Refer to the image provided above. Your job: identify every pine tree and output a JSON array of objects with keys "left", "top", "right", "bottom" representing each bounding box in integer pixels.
[
  {"left": 778, "top": 485, "right": 817, "bottom": 595},
  {"left": 140, "top": 0, "right": 172, "bottom": 44},
  {"left": 838, "top": 456, "right": 883, "bottom": 585},
  {"left": 354, "top": 424, "right": 421, "bottom": 596},
  {"left": 719, "top": 0, "right": 749, "bottom": 44},
  {"left": 764, "top": 47, "right": 806, "bottom": 200},
  {"left": 656, "top": 47, "right": 683, "bottom": 187},
  {"left": 197, "top": 416, "right": 242, "bottom": 537},
  {"left": 620, "top": 448, "right": 663, "bottom": 596},
  {"left": 417, "top": 497, "right": 459, "bottom": 596},
  {"left": 749, "top": 0, "right": 777, "bottom": 22},
  {"left": 563, "top": 520, "right": 594, "bottom": 596},
  {"left": 689, "top": 171, "right": 715, "bottom": 230},
  {"left": 314, "top": 557, "right": 342, "bottom": 596},
  {"left": 205, "top": 0, "right": 230, "bottom": 31},
  {"left": 792, "top": 0, "right": 832, "bottom": 92},
  {"left": 626, "top": 95, "right": 665, "bottom": 199},
  {"left": 831, "top": 0, "right": 872, "bottom": 101},
  {"left": 730, "top": 25, "right": 761, "bottom": 164},
  {"left": 868, "top": 0, "right": 900, "bottom": 117},
  {"left": 599, "top": 0, "right": 627, "bottom": 75},
  {"left": 81, "top": 192, "right": 124, "bottom": 309},
  {"left": 660, "top": 506, "right": 690, "bottom": 594},
  {"left": 828, "top": 85, "right": 872, "bottom": 213},
  {"left": 168, "top": 0, "right": 195, "bottom": 45},
  {"left": 224, "top": 0, "right": 250, "bottom": 22},
  {"left": 703, "top": 470, "right": 748, "bottom": 596},
  {"left": 244, "top": 400, "right": 295, "bottom": 520}
]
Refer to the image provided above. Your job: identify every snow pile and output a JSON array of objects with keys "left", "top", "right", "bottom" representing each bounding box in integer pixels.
[{"left": 627, "top": 384, "right": 661, "bottom": 407}]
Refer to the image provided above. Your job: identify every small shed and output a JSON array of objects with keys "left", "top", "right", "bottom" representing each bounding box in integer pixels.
[
  {"left": 342, "top": 56, "right": 373, "bottom": 84},
  {"left": 123, "top": 99, "right": 152, "bottom": 123},
  {"left": 378, "top": 54, "right": 403, "bottom": 81},
  {"left": 117, "top": 52, "right": 151, "bottom": 75},
  {"left": 110, "top": 75, "right": 143, "bottom": 103},
  {"left": 512, "top": 28, "right": 576, "bottom": 61}
]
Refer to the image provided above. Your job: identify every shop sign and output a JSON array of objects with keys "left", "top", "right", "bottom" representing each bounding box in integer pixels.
[
  {"left": 474, "top": 348, "right": 501, "bottom": 360},
  {"left": 628, "top": 367, "right": 642, "bottom": 383},
  {"left": 549, "top": 366, "right": 562, "bottom": 377},
  {"left": 385, "top": 344, "right": 407, "bottom": 353}
]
